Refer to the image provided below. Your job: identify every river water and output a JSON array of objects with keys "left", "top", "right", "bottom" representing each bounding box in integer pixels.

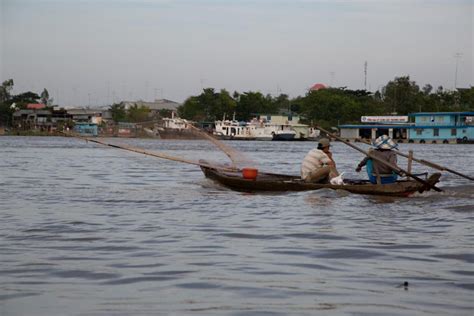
[{"left": 1, "top": 136, "right": 473, "bottom": 316}]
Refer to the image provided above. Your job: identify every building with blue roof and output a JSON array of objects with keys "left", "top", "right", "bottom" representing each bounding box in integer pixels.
[
  {"left": 338, "top": 112, "right": 474, "bottom": 143},
  {"left": 408, "top": 112, "right": 474, "bottom": 143},
  {"left": 73, "top": 122, "right": 98, "bottom": 137}
]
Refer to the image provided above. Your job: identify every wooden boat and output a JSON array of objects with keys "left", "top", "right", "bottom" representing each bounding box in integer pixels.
[{"left": 200, "top": 165, "right": 441, "bottom": 197}]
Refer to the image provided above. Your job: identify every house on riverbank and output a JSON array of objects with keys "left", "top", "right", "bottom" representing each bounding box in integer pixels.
[
  {"left": 408, "top": 112, "right": 474, "bottom": 143},
  {"left": 12, "top": 107, "right": 72, "bottom": 132},
  {"left": 338, "top": 112, "right": 474, "bottom": 143},
  {"left": 339, "top": 116, "right": 411, "bottom": 142}
]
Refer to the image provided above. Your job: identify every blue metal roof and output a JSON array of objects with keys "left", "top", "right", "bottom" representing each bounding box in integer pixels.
[
  {"left": 409, "top": 112, "right": 474, "bottom": 116},
  {"left": 406, "top": 125, "right": 474, "bottom": 129},
  {"left": 339, "top": 124, "right": 413, "bottom": 129},
  {"left": 339, "top": 124, "right": 474, "bottom": 129}
]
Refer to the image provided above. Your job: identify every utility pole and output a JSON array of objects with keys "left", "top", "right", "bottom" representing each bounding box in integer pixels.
[
  {"left": 145, "top": 80, "right": 149, "bottom": 101},
  {"left": 364, "top": 61, "right": 368, "bottom": 90},
  {"left": 107, "top": 81, "right": 110, "bottom": 105},
  {"left": 454, "top": 52, "right": 462, "bottom": 89}
]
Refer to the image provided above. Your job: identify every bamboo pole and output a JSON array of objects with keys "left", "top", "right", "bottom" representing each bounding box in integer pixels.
[
  {"left": 317, "top": 127, "right": 442, "bottom": 192},
  {"left": 407, "top": 150, "right": 413, "bottom": 174}
]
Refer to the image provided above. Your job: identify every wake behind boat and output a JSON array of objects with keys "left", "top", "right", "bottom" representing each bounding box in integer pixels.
[{"left": 200, "top": 165, "right": 442, "bottom": 197}]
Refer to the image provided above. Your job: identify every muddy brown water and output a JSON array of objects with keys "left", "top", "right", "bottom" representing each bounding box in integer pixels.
[{"left": 1, "top": 136, "right": 473, "bottom": 315}]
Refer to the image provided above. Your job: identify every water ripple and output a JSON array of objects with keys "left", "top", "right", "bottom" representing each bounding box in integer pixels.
[{"left": 1, "top": 137, "right": 473, "bottom": 315}]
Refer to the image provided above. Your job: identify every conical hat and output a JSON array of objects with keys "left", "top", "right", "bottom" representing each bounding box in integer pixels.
[{"left": 373, "top": 135, "right": 398, "bottom": 150}]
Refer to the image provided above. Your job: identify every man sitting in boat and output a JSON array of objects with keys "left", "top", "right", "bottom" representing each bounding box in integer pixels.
[
  {"left": 355, "top": 135, "right": 400, "bottom": 184},
  {"left": 301, "top": 138, "right": 339, "bottom": 183}
]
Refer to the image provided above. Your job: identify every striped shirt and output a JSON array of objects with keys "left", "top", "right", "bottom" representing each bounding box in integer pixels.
[{"left": 301, "top": 149, "right": 332, "bottom": 180}]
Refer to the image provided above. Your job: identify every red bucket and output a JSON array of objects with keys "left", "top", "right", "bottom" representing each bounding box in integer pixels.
[{"left": 242, "top": 168, "right": 258, "bottom": 180}]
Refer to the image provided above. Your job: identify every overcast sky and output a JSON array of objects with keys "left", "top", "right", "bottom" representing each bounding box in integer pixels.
[{"left": 1, "top": 0, "right": 472, "bottom": 106}]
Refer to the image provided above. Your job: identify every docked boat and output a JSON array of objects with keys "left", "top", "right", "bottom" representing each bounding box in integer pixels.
[
  {"left": 307, "top": 127, "right": 321, "bottom": 141},
  {"left": 154, "top": 116, "right": 201, "bottom": 140},
  {"left": 271, "top": 126, "right": 297, "bottom": 141},
  {"left": 213, "top": 119, "right": 256, "bottom": 140},
  {"left": 246, "top": 120, "right": 274, "bottom": 141},
  {"left": 144, "top": 127, "right": 160, "bottom": 138},
  {"left": 253, "top": 127, "right": 274, "bottom": 141},
  {"left": 200, "top": 165, "right": 441, "bottom": 197},
  {"left": 248, "top": 114, "right": 312, "bottom": 141},
  {"left": 246, "top": 119, "right": 296, "bottom": 141}
]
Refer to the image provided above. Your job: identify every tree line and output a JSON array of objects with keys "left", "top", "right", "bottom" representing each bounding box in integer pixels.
[
  {"left": 0, "top": 79, "right": 53, "bottom": 127},
  {"left": 1, "top": 76, "right": 473, "bottom": 129},
  {"left": 178, "top": 76, "right": 474, "bottom": 129}
]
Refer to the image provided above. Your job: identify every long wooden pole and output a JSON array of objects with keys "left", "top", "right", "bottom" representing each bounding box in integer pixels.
[
  {"left": 316, "top": 126, "right": 442, "bottom": 192},
  {"left": 407, "top": 150, "right": 413, "bottom": 174},
  {"left": 415, "top": 158, "right": 474, "bottom": 181},
  {"left": 360, "top": 139, "right": 474, "bottom": 181}
]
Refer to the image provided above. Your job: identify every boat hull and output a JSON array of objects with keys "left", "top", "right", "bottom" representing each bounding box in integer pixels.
[
  {"left": 201, "top": 166, "right": 441, "bottom": 197},
  {"left": 157, "top": 128, "right": 202, "bottom": 140},
  {"left": 272, "top": 133, "right": 295, "bottom": 141},
  {"left": 213, "top": 135, "right": 257, "bottom": 140}
]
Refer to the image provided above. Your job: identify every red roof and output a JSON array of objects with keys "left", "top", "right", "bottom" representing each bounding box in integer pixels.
[
  {"left": 26, "top": 103, "right": 46, "bottom": 109},
  {"left": 310, "top": 83, "right": 328, "bottom": 91}
]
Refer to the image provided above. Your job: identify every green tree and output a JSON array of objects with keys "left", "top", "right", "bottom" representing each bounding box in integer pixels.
[
  {"left": 40, "top": 88, "right": 51, "bottom": 106},
  {"left": 178, "top": 96, "right": 206, "bottom": 121},
  {"left": 422, "top": 84, "right": 433, "bottom": 95},
  {"left": 381, "top": 76, "right": 422, "bottom": 114},
  {"left": 346, "top": 88, "right": 385, "bottom": 119},
  {"left": 0, "top": 103, "right": 15, "bottom": 127},
  {"left": 300, "top": 88, "right": 353, "bottom": 129},
  {"left": 197, "top": 88, "right": 218, "bottom": 120},
  {"left": 298, "top": 87, "right": 383, "bottom": 127},
  {"left": 0, "top": 79, "right": 15, "bottom": 126},
  {"left": 109, "top": 103, "right": 127, "bottom": 122},
  {"left": 178, "top": 88, "right": 236, "bottom": 121},
  {"left": 198, "top": 88, "right": 236, "bottom": 121},
  {"left": 459, "top": 87, "right": 474, "bottom": 111},
  {"left": 127, "top": 104, "right": 150, "bottom": 122},
  {"left": 10, "top": 92, "right": 41, "bottom": 108},
  {"left": 158, "top": 109, "right": 173, "bottom": 118},
  {"left": 289, "top": 96, "right": 305, "bottom": 115},
  {"left": 434, "top": 89, "right": 459, "bottom": 112},
  {"left": 272, "top": 94, "right": 291, "bottom": 113},
  {"left": 235, "top": 91, "right": 272, "bottom": 121},
  {"left": 0, "top": 79, "right": 14, "bottom": 103},
  {"left": 212, "top": 89, "right": 237, "bottom": 120}
]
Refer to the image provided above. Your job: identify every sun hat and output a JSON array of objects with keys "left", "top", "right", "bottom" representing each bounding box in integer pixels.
[
  {"left": 318, "top": 138, "right": 331, "bottom": 148},
  {"left": 373, "top": 135, "right": 398, "bottom": 150}
]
